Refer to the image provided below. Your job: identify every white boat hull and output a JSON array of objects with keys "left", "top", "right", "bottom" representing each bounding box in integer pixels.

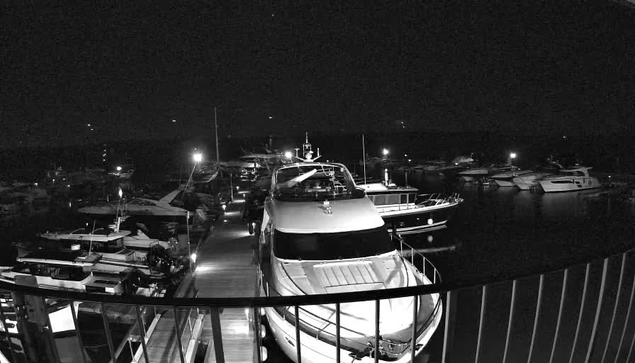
[
  {"left": 539, "top": 178, "right": 602, "bottom": 193},
  {"left": 493, "top": 179, "right": 516, "bottom": 187},
  {"left": 264, "top": 296, "right": 442, "bottom": 363}
]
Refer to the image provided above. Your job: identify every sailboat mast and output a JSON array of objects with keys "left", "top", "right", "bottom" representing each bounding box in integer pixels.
[
  {"left": 362, "top": 134, "right": 367, "bottom": 184},
  {"left": 214, "top": 107, "right": 220, "bottom": 162}
]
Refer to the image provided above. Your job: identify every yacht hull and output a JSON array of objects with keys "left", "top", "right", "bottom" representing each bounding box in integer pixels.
[
  {"left": 380, "top": 202, "right": 459, "bottom": 234},
  {"left": 264, "top": 294, "right": 442, "bottom": 363},
  {"left": 539, "top": 178, "right": 602, "bottom": 193}
]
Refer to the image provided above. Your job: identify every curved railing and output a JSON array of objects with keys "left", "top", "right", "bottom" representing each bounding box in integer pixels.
[{"left": 1, "top": 244, "right": 635, "bottom": 362}]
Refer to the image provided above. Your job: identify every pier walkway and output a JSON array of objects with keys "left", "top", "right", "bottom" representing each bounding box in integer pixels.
[{"left": 141, "top": 193, "right": 259, "bottom": 363}]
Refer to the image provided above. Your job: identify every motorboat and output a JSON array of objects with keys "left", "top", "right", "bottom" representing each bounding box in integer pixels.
[
  {"left": 512, "top": 162, "right": 563, "bottom": 190},
  {"left": 490, "top": 167, "right": 533, "bottom": 187},
  {"left": 358, "top": 182, "right": 462, "bottom": 234},
  {"left": 259, "top": 135, "right": 442, "bottom": 362},
  {"left": 77, "top": 189, "right": 190, "bottom": 219},
  {"left": 538, "top": 166, "right": 602, "bottom": 193},
  {"left": 0, "top": 251, "right": 134, "bottom": 295}
]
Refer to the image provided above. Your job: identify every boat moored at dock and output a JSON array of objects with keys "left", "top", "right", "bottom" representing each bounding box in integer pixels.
[
  {"left": 359, "top": 182, "right": 462, "bottom": 234},
  {"left": 258, "top": 135, "right": 442, "bottom": 362}
]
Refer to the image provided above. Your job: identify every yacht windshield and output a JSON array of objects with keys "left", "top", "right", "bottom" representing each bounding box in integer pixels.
[
  {"left": 274, "top": 164, "right": 356, "bottom": 199},
  {"left": 273, "top": 226, "right": 394, "bottom": 260}
]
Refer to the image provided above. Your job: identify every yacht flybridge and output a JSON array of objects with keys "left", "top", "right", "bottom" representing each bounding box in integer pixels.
[{"left": 258, "top": 135, "right": 442, "bottom": 362}]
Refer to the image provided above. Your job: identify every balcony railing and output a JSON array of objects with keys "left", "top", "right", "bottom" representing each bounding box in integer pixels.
[{"left": 0, "top": 245, "right": 634, "bottom": 363}]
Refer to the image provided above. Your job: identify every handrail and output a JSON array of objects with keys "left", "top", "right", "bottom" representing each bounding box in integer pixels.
[{"left": 1, "top": 245, "right": 634, "bottom": 308}]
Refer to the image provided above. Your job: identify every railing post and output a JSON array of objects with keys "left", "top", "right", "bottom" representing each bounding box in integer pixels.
[
  {"left": 210, "top": 307, "right": 226, "bottom": 363},
  {"left": 294, "top": 305, "right": 302, "bottom": 363},
  {"left": 441, "top": 290, "right": 452, "bottom": 363},
  {"left": 569, "top": 263, "right": 592, "bottom": 363},
  {"left": 548, "top": 269, "right": 569, "bottom": 363},
  {"left": 135, "top": 305, "right": 150, "bottom": 363},
  {"left": 172, "top": 306, "right": 186, "bottom": 363},
  {"left": 69, "top": 301, "right": 88, "bottom": 363},
  {"left": 584, "top": 258, "right": 610, "bottom": 363},
  {"left": 100, "top": 303, "right": 117, "bottom": 363},
  {"left": 614, "top": 273, "right": 635, "bottom": 363},
  {"left": 527, "top": 274, "right": 545, "bottom": 363},
  {"left": 410, "top": 295, "right": 418, "bottom": 362},
  {"left": 601, "top": 254, "right": 626, "bottom": 363},
  {"left": 335, "top": 303, "right": 341, "bottom": 363},
  {"left": 475, "top": 285, "right": 488, "bottom": 363},
  {"left": 375, "top": 299, "right": 380, "bottom": 363},
  {"left": 502, "top": 279, "right": 518, "bottom": 363}
]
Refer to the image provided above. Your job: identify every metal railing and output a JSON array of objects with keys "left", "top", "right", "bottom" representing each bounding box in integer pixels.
[{"left": 0, "top": 246, "right": 634, "bottom": 363}]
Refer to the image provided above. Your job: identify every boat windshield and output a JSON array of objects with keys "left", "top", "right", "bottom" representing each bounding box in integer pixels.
[
  {"left": 273, "top": 164, "right": 356, "bottom": 199},
  {"left": 273, "top": 226, "right": 394, "bottom": 260}
]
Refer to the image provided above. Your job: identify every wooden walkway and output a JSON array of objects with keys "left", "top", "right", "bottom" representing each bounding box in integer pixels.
[{"left": 141, "top": 196, "right": 259, "bottom": 363}]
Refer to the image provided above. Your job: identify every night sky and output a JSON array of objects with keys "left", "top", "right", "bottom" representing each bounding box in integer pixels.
[{"left": 1, "top": 1, "right": 635, "bottom": 147}]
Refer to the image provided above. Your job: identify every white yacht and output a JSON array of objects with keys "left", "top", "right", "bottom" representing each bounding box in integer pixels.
[
  {"left": 259, "top": 136, "right": 442, "bottom": 363},
  {"left": 358, "top": 182, "right": 462, "bottom": 234},
  {"left": 538, "top": 166, "right": 602, "bottom": 193},
  {"left": 511, "top": 162, "right": 563, "bottom": 190},
  {"left": 490, "top": 167, "right": 533, "bottom": 187},
  {"left": 77, "top": 189, "right": 190, "bottom": 219}
]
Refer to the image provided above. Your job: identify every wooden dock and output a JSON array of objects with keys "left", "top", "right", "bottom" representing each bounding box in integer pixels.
[{"left": 140, "top": 196, "right": 259, "bottom": 363}]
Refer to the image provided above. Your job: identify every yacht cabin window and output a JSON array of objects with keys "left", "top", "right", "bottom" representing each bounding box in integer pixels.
[{"left": 273, "top": 226, "right": 394, "bottom": 260}]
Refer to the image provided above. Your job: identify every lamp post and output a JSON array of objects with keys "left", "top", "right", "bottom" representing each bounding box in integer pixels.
[
  {"left": 509, "top": 152, "right": 517, "bottom": 166},
  {"left": 186, "top": 152, "right": 203, "bottom": 191}
]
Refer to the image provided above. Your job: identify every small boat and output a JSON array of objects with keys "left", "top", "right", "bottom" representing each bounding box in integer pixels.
[
  {"left": 538, "top": 166, "right": 602, "bottom": 193},
  {"left": 0, "top": 251, "right": 134, "bottom": 295},
  {"left": 358, "top": 182, "right": 462, "bottom": 234},
  {"left": 259, "top": 134, "right": 442, "bottom": 362}
]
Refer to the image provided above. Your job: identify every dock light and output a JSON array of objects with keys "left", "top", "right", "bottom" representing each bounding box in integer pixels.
[
  {"left": 260, "top": 347, "right": 268, "bottom": 361},
  {"left": 193, "top": 152, "right": 203, "bottom": 163},
  {"left": 284, "top": 150, "right": 293, "bottom": 160},
  {"left": 118, "top": 188, "right": 123, "bottom": 198},
  {"left": 509, "top": 152, "right": 517, "bottom": 159},
  {"left": 222, "top": 204, "right": 227, "bottom": 211},
  {"left": 191, "top": 253, "right": 197, "bottom": 263},
  {"left": 116, "top": 166, "right": 122, "bottom": 171},
  {"left": 382, "top": 148, "right": 389, "bottom": 156},
  {"left": 427, "top": 218, "right": 433, "bottom": 225}
]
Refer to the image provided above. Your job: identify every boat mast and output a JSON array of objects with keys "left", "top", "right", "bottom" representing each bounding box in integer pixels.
[
  {"left": 214, "top": 107, "right": 220, "bottom": 162},
  {"left": 362, "top": 134, "right": 367, "bottom": 184}
]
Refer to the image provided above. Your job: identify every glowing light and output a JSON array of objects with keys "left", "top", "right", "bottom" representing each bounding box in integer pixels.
[
  {"left": 382, "top": 148, "right": 389, "bottom": 156},
  {"left": 427, "top": 235, "right": 434, "bottom": 243},
  {"left": 509, "top": 152, "right": 517, "bottom": 159},
  {"left": 193, "top": 152, "right": 203, "bottom": 163},
  {"left": 195, "top": 265, "right": 214, "bottom": 274},
  {"left": 222, "top": 204, "right": 227, "bottom": 211},
  {"left": 427, "top": 218, "right": 433, "bottom": 225},
  {"left": 284, "top": 151, "right": 293, "bottom": 159},
  {"left": 191, "top": 253, "right": 197, "bottom": 263},
  {"left": 172, "top": 119, "right": 176, "bottom": 123},
  {"left": 116, "top": 166, "right": 122, "bottom": 171},
  {"left": 118, "top": 188, "right": 123, "bottom": 198},
  {"left": 269, "top": 116, "right": 273, "bottom": 119},
  {"left": 261, "top": 347, "right": 268, "bottom": 361},
  {"left": 87, "top": 123, "right": 91, "bottom": 127}
]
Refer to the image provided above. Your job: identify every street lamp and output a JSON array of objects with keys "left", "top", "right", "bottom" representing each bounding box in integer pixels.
[
  {"left": 186, "top": 152, "right": 203, "bottom": 190},
  {"left": 382, "top": 148, "right": 389, "bottom": 156}
]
